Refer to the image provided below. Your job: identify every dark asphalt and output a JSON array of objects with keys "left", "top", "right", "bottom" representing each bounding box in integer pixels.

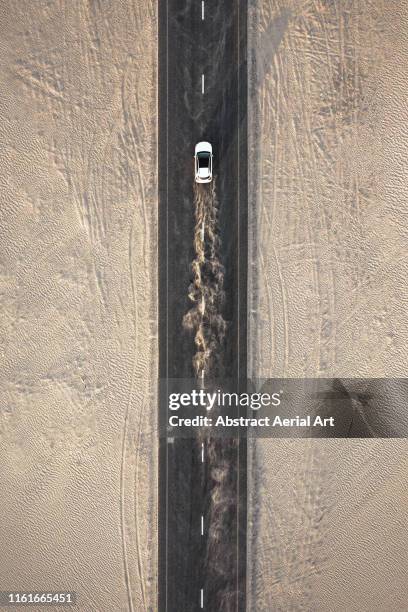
[{"left": 159, "top": 0, "right": 248, "bottom": 610}]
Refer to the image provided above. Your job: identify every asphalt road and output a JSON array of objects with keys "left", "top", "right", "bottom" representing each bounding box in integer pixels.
[{"left": 159, "top": 0, "right": 248, "bottom": 610}]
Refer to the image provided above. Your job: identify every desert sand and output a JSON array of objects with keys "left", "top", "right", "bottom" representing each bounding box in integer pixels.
[
  {"left": 248, "top": 0, "right": 408, "bottom": 609},
  {"left": 2, "top": 0, "right": 408, "bottom": 610},
  {"left": 0, "top": 2, "right": 157, "bottom": 610}
]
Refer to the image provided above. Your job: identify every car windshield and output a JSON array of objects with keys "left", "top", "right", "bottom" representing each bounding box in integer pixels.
[{"left": 197, "top": 152, "right": 210, "bottom": 168}]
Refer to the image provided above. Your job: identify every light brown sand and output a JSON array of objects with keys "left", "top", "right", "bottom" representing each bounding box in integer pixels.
[
  {"left": 248, "top": 439, "right": 408, "bottom": 611},
  {"left": 248, "top": 1, "right": 408, "bottom": 609},
  {"left": 0, "top": 2, "right": 157, "bottom": 610}
]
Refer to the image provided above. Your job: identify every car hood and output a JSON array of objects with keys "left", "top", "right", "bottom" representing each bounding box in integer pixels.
[{"left": 195, "top": 141, "right": 212, "bottom": 154}]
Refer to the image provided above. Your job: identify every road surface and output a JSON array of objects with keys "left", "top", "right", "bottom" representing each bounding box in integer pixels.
[{"left": 159, "top": 0, "right": 248, "bottom": 609}]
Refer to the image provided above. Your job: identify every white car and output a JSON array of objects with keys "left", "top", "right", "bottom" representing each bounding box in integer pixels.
[{"left": 194, "top": 141, "right": 213, "bottom": 183}]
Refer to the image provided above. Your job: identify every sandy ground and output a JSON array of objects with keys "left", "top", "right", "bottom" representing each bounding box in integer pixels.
[
  {"left": 0, "top": 2, "right": 157, "bottom": 611},
  {"left": 2, "top": 0, "right": 408, "bottom": 609},
  {"left": 248, "top": 0, "right": 408, "bottom": 609}
]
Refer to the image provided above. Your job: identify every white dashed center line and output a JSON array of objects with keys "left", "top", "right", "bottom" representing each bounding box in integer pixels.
[
  {"left": 202, "top": 1, "right": 205, "bottom": 20},
  {"left": 201, "top": 74, "right": 205, "bottom": 94},
  {"left": 200, "top": 589, "right": 204, "bottom": 608},
  {"left": 201, "top": 442, "right": 205, "bottom": 463},
  {"left": 201, "top": 515, "right": 204, "bottom": 535}
]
